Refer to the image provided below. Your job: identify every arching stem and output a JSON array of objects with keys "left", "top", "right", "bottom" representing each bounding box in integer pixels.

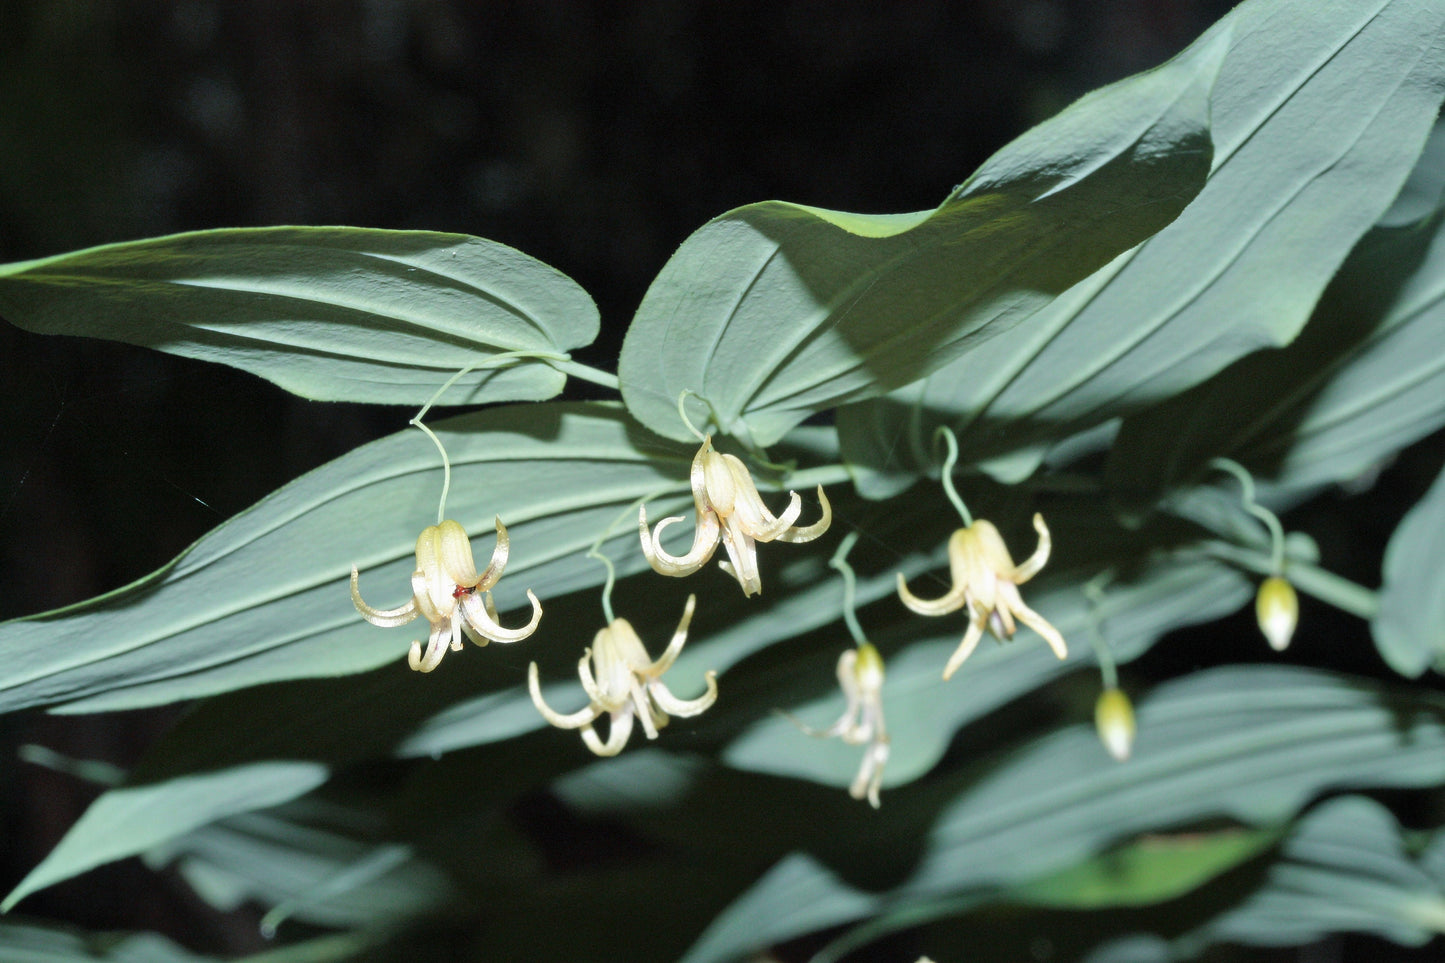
[
  {"left": 830, "top": 531, "right": 869, "bottom": 646},
  {"left": 1209, "top": 457, "right": 1285, "bottom": 575},
  {"left": 1084, "top": 570, "right": 1118, "bottom": 690},
  {"left": 933, "top": 425, "right": 973, "bottom": 526}
]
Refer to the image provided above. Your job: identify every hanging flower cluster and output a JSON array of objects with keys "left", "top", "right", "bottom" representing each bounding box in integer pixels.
[
  {"left": 639, "top": 435, "right": 831, "bottom": 596},
  {"left": 347, "top": 395, "right": 1087, "bottom": 795},
  {"left": 789, "top": 642, "right": 891, "bottom": 808},
  {"left": 350, "top": 517, "right": 541, "bottom": 673},
  {"left": 528, "top": 595, "right": 717, "bottom": 756},
  {"left": 897, "top": 514, "right": 1067, "bottom": 679}
]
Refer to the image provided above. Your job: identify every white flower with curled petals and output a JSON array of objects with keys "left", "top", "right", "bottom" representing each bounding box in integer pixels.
[
  {"left": 528, "top": 595, "right": 718, "bottom": 756},
  {"left": 787, "top": 642, "right": 891, "bottom": 808},
  {"left": 639, "top": 436, "right": 831, "bottom": 596},
  {"left": 897, "top": 513, "right": 1066, "bottom": 680},
  {"left": 350, "top": 517, "right": 542, "bottom": 673}
]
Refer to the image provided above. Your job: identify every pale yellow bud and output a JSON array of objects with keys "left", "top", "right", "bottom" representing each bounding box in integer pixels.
[
  {"left": 1255, "top": 575, "right": 1298, "bottom": 652},
  {"left": 1094, "top": 687, "right": 1136, "bottom": 762}
]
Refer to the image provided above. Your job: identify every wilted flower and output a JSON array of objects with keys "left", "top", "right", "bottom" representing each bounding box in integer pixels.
[
  {"left": 897, "top": 513, "right": 1066, "bottom": 679},
  {"left": 528, "top": 595, "right": 718, "bottom": 756},
  {"left": 351, "top": 517, "right": 542, "bottom": 673},
  {"left": 1094, "top": 687, "right": 1136, "bottom": 762},
  {"left": 787, "top": 642, "right": 891, "bottom": 808},
  {"left": 1255, "top": 575, "right": 1298, "bottom": 652},
  {"left": 640, "top": 436, "right": 831, "bottom": 596}
]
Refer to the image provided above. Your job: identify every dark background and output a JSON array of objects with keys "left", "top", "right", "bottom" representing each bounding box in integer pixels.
[{"left": 5, "top": 2, "right": 1434, "bottom": 960}]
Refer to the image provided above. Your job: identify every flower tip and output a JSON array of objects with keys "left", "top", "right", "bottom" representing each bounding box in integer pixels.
[
  {"left": 1255, "top": 575, "right": 1298, "bottom": 652},
  {"left": 1095, "top": 687, "right": 1136, "bottom": 762}
]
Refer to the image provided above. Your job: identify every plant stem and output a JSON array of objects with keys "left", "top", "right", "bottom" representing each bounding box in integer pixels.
[
  {"left": 1202, "top": 540, "right": 1379, "bottom": 620},
  {"left": 549, "top": 357, "right": 621, "bottom": 391}
]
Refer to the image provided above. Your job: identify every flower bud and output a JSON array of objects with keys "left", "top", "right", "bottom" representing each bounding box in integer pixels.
[
  {"left": 1094, "top": 687, "right": 1136, "bottom": 762},
  {"left": 1255, "top": 575, "right": 1298, "bottom": 652}
]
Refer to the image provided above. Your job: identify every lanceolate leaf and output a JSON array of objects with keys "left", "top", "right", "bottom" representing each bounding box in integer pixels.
[
  {"left": 682, "top": 666, "right": 1445, "bottom": 963},
  {"left": 0, "top": 227, "right": 600, "bottom": 405},
  {"left": 0, "top": 402, "right": 693, "bottom": 715},
  {"left": 839, "top": 0, "right": 1445, "bottom": 492},
  {"left": 0, "top": 922, "right": 213, "bottom": 963},
  {"left": 1176, "top": 796, "right": 1445, "bottom": 953},
  {"left": 3, "top": 761, "right": 328, "bottom": 912},
  {"left": 1107, "top": 203, "right": 1445, "bottom": 515},
  {"left": 619, "top": 28, "right": 1223, "bottom": 445},
  {"left": 1373, "top": 461, "right": 1445, "bottom": 676}
]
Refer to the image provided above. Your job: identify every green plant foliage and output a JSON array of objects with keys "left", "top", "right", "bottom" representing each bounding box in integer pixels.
[
  {"left": 1374, "top": 461, "right": 1445, "bottom": 676},
  {"left": 839, "top": 0, "right": 1445, "bottom": 496},
  {"left": 0, "top": 402, "right": 694, "bottom": 714},
  {"left": 1010, "top": 826, "right": 1280, "bottom": 910},
  {"left": 618, "top": 27, "right": 1224, "bottom": 446},
  {"left": 1086, "top": 796, "right": 1445, "bottom": 961},
  {"left": 2, "top": 762, "right": 328, "bottom": 912},
  {"left": 1177, "top": 795, "right": 1445, "bottom": 952},
  {"left": 142, "top": 806, "right": 458, "bottom": 934},
  {"left": 0, "top": 921, "right": 213, "bottom": 963},
  {"left": 7, "top": 0, "right": 1445, "bottom": 958},
  {"left": 0, "top": 921, "right": 387, "bottom": 963},
  {"left": 684, "top": 666, "right": 1445, "bottom": 963},
  {"left": 0, "top": 227, "right": 601, "bottom": 405},
  {"left": 722, "top": 552, "right": 1248, "bottom": 792},
  {"left": 1108, "top": 199, "right": 1445, "bottom": 516}
]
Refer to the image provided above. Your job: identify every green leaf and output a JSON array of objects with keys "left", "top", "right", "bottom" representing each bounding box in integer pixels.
[
  {"left": 0, "top": 922, "right": 385, "bottom": 963},
  {"left": 1373, "top": 461, "right": 1445, "bottom": 676},
  {"left": 0, "top": 922, "right": 212, "bottom": 963},
  {"left": 0, "top": 402, "right": 693, "bottom": 714},
  {"left": 684, "top": 666, "right": 1445, "bottom": 963},
  {"left": 1177, "top": 796, "right": 1445, "bottom": 953},
  {"left": 144, "top": 806, "right": 456, "bottom": 933},
  {"left": 2, "top": 761, "right": 327, "bottom": 911},
  {"left": 1011, "top": 827, "right": 1279, "bottom": 910},
  {"left": 1108, "top": 203, "right": 1445, "bottom": 515},
  {"left": 840, "top": 0, "right": 1445, "bottom": 493},
  {"left": 619, "top": 28, "right": 1223, "bottom": 445},
  {"left": 0, "top": 227, "right": 599, "bottom": 405}
]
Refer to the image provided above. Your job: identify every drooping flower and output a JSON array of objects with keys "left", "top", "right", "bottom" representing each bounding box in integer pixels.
[
  {"left": 787, "top": 642, "right": 891, "bottom": 808},
  {"left": 528, "top": 595, "right": 718, "bottom": 756},
  {"left": 639, "top": 436, "right": 831, "bottom": 596},
  {"left": 897, "top": 513, "right": 1066, "bottom": 679},
  {"left": 1255, "top": 575, "right": 1299, "bottom": 652},
  {"left": 1094, "top": 686, "right": 1136, "bottom": 762},
  {"left": 351, "top": 517, "right": 542, "bottom": 673}
]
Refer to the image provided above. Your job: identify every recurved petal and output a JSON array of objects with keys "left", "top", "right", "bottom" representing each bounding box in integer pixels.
[
  {"left": 640, "top": 505, "right": 721, "bottom": 575},
  {"left": 999, "top": 581, "right": 1067, "bottom": 659},
  {"left": 1011, "top": 513, "right": 1052, "bottom": 583},
  {"left": 471, "top": 516, "right": 510, "bottom": 591},
  {"left": 648, "top": 671, "right": 718, "bottom": 718},
  {"left": 647, "top": 594, "right": 697, "bottom": 676},
  {"left": 941, "top": 615, "right": 987, "bottom": 680},
  {"left": 350, "top": 566, "right": 419, "bottom": 626},
  {"left": 409, "top": 622, "right": 449, "bottom": 673},
  {"left": 460, "top": 589, "right": 542, "bottom": 644},
  {"left": 581, "top": 710, "right": 634, "bottom": 757},
  {"left": 773, "top": 486, "right": 832, "bottom": 544},
  {"left": 897, "top": 571, "right": 967, "bottom": 617},
  {"left": 528, "top": 663, "right": 602, "bottom": 729}
]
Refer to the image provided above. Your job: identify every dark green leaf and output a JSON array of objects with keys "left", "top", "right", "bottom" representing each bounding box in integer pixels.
[
  {"left": 619, "top": 29, "right": 1223, "bottom": 445},
  {"left": 0, "top": 227, "right": 599, "bottom": 405}
]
